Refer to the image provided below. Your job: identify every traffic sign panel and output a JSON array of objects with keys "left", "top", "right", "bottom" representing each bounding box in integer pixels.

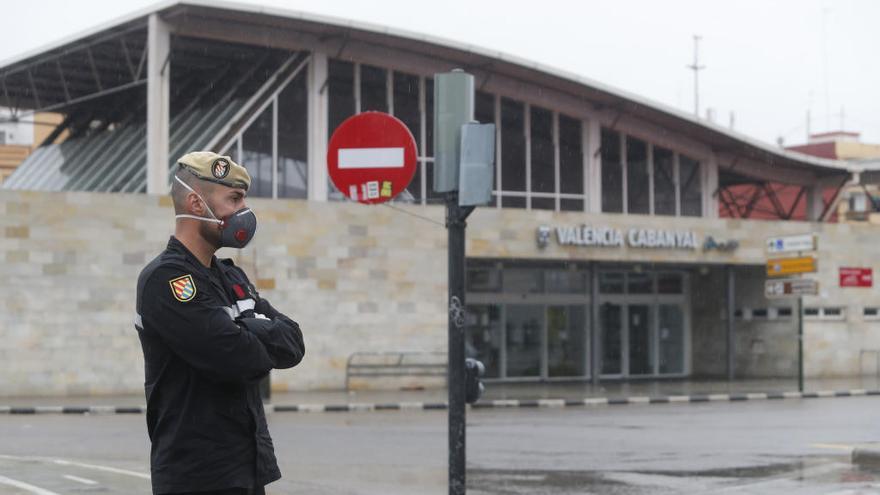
[
  {"left": 327, "top": 111, "right": 418, "bottom": 204},
  {"left": 766, "top": 234, "right": 816, "bottom": 254},
  {"left": 840, "top": 267, "right": 873, "bottom": 288},
  {"left": 766, "top": 256, "right": 817, "bottom": 277},
  {"left": 765, "top": 278, "right": 819, "bottom": 298}
]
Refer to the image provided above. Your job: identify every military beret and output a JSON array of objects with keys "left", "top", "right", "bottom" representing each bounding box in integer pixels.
[{"left": 176, "top": 151, "right": 251, "bottom": 191}]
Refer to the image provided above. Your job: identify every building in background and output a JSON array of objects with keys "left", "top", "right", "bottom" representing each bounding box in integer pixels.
[
  {"left": 783, "top": 132, "right": 880, "bottom": 223},
  {"left": 1, "top": 1, "right": 879, "bottom": 396},
  {"left": 0, "top": 111, "right": 65, "bottom": 183}
]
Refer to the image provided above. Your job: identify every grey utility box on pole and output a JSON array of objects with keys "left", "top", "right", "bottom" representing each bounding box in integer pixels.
[
  {"left": 433, "top": 70, "right": 474, "bottom": 192},
  {"left": 458, "top": 122, "right": 495, "bottom": 206}
]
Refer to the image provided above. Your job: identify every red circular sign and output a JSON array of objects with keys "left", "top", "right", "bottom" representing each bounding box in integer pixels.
[{"left": 327, "top": 112, "right": 418, "bottom": 205}]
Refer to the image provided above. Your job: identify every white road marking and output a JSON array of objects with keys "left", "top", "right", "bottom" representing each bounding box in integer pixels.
[
  {"left": 338, "top": 147, "right": 404, "bottom": 169},
  {"left": 811, "top": 443, "right": 855, "bottom": 451},
  {"left": 0, "top": 475, "right": 61, "bottom": 495},
  {"left": 52, "top": 459, "right": 150, "bottom": 480},
  {"left": 62, "top": 474, "right": 98, "bottom": 485}
]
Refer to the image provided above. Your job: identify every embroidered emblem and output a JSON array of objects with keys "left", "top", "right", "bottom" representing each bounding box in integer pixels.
[
  {"left": 212, "top": 158, "right": 230, "bottom": 179},
  {"left": 169, "top": 274, "right": 197, "bottom": 302}
]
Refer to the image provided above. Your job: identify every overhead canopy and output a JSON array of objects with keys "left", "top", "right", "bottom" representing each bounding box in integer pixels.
[{"left": 0, "top": 0, "right": 853, "bottom": 191}]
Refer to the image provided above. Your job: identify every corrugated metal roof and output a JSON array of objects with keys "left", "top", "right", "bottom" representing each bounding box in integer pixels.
[{"left": 2, "top": 98, "right": 247, "bottom": 192}]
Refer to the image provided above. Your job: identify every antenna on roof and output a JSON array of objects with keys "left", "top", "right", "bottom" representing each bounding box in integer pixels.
[{"left": 686, "top": 35, "right": 706, "bottom": 117}]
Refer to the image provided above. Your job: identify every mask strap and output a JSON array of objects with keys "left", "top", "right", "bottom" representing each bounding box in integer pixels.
[{"left": 174, "top": 174, "right": 222, "bottom": 224}]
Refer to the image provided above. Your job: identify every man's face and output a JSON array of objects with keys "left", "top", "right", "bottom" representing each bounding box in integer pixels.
[{"left": 197, "top": 184, "right": 248, "bottom": 248}]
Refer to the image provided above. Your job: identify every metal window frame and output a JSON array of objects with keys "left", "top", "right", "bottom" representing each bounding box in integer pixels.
[
  {"left": 524, "top": 102, "right": 532, "bottom": 210},
  {"left": 553, "top": 111, "right": 561, "bottom": 212},
  {"left": 418, "top": 75, "right": 427, "bottom": 205}
]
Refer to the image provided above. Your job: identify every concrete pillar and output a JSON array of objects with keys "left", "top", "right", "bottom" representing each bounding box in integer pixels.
[
  {"left": 726, "top": 265, "right": 735, "bottom": 380},
  {"left": 146, "top": 14, "right": 171, "bottom": 194},
  {"left": 704, "top": 153, "right": 719, "bottom": 218},
  {"left": 307, "top": 53, "right": 328, "bottom": 202},
  {"left": 585, "top": 118, "right": 601, "bottom": 213},
  {"left": 805, "top": 185, "right": 825, "bottom": 221}
]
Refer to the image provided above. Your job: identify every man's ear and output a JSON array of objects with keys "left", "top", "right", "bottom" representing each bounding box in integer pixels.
[{"left": 188, "top": 191, "right": 205, "bottom": 216}]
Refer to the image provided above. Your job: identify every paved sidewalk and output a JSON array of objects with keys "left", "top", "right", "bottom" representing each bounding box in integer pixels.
[{"left": 2, "top": 377, "right": 880, "bottom": 413}]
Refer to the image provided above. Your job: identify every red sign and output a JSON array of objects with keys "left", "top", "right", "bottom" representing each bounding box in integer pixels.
[
  {"left": 840, "top": 267, "right": 873, "bottom": 288},
  {"left": 327, "top": 112, "right": 418, "bottom": 204}
]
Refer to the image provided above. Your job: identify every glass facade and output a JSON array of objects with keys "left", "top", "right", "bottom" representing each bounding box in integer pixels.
[
  {"left": 602, "top": 127, "right": 703, "bottom": 217},
  {"left": 221, "top": 56, "right": 710, "bottom": 215},
  {"left": 466, "top": 260, "right": 689, "bottom": 381}
]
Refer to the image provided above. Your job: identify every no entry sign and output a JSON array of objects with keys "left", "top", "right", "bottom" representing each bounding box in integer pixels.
[{"left": 327, "top": 111, "right": 418, "bottom": 204}]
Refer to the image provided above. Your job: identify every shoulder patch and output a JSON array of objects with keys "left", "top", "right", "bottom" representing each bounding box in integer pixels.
[{"left": 169, "top": 274, "right": 197, "bottom": 302}]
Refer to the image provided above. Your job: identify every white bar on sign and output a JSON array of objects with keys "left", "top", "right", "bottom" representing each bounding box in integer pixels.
[{"left": 338, "top": 147, "right": 404, "bottom": 169}]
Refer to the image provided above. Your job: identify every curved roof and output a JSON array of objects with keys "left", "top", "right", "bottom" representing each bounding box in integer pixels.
[{"left": 0, "top": 0, "right": 854, "bottom": 179}]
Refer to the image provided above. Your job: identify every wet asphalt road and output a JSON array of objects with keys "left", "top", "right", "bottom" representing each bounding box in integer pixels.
[{"left": 1, "top": 396, "right": 880, "bottom": 494}]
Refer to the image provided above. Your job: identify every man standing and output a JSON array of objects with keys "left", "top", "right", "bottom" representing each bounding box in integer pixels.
[{"left": 135, "top": 151, "right": 305, "bottom": 495}]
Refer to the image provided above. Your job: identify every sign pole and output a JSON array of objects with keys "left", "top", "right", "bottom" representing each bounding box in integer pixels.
[
  {"left": 447, "top": 193, "right": 474, "bottom": 495},
  {"left": 798, "top": 295, "right": 804, "bottom": 392}
]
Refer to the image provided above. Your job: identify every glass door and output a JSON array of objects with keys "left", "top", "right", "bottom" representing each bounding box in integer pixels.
[
  {"left": 505, "top": 305, "right": 543, "bottom": 377},
  {"left": 600, "top": 302, "right": 623, "bottom": 375},
  {"left": 658, "top": 304, "right": 685, "bottom": 374},
  {"left": 547, "top": 305, "right": 588, "bottom": 378},
  {"left": 628, "top": 304, "right": 654, "bottom": 375}
]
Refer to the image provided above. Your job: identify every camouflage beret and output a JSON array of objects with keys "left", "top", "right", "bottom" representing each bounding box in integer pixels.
[{"left": 176, "top": 151, "right": 251, "bottom": 191}]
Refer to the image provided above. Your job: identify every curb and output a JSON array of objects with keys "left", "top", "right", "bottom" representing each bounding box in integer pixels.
[
  {"left": 852, "top": 447, "right": 880, "bottom": 469},
  {"left": 1, "top": 389, "right": 878, "bottom": 415}
]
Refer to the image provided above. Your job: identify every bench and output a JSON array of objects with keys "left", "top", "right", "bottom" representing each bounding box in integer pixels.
[{"left": 345, "top": 352, "right": 447, "bottom": 391}]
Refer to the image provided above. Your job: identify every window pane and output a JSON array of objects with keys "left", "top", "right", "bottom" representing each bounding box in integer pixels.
[
  {"left": 599, "top": 272, "right": 624, "bottom": 294},
  {"left": 328, "top": 59, "right": 355, "bottom": 137},
  {"left": 360, "top": 64, "right": 387, "bottom": 112},
  {"left": 548, "top": 305, "right": 588, "bottom": 377},
  {"left": 467, "top": 265, "right": 501, "bottom": 293},
  {"left": 242, "top": 105, "right": 273, "bottom": 198},
  {"left": 530, "top": 106, "right": 554, "bottom": 194},
  {"left": 627, "top": 136, "right": 649, "bottom": 214},
  {"left": 327, "top": 59, "right": 355, "bottom": 200},
  {"left": 466, "top": 305, "right": 502, "bottom": 378},
  {"left": 277, "top": 72, "right": 308, "bottom": 199},
  {"left": 601, "top": 128, "right": 622, "bottom": 213},
  {"left": 501, "top": 196, "right": 526, "bottom": 208},
  {"left": 559, "top": 114, "right": 582, "bottom": 195},
  {"left": 561, "top": 199, "right": 583, "bottom": 211},
  {"left": 545, "top": 269, "right": 587, "bottom": 294},
  {"left": 680, "top": 154, "right": 702, "bottom": 217},
  {"left": 425, "top": 78, "right": 434, "bottom": 157},
  {"left": 393, "top": 72, "right": 421, "bottom": 201},
  {"left": 627, "top": 271, "right": 653, "bottom": 294},
  {"left": 220, "top": 141, "right": 239, "bottom": 163},
  {"left": 657, "top": 272, "right": 683, "bottom": 294},
  {"left": 653, "top": 146, "right": 675, "bottom": 216},
  {"left": 531, "top": 197, "right": 555, "bottom": 210},
  {"left": 501, "top": 98, "right": 525, "bottom": 194},
  {"left": 503, "top": 268, "right": 543, "bottom": 294},
  {"left": 505, "top": 305, "right": 543, "bottom": 377}
]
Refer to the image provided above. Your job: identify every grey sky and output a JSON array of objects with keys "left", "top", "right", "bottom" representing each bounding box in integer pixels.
[{"left": 1, "top": 0, "right": 877, "bottom": 146}]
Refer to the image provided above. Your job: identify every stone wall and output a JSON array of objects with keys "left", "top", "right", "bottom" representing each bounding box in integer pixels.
[
  {"left": 0, "top": 190, "right": 448, "bottom": 397},
  {"left": 3, "top": 190, "right": 880, "bottom": 397}
]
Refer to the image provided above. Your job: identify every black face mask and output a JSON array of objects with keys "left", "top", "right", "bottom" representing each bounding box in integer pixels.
[{"left": 174, "top": 175, "right": 258, "bottom": 249}]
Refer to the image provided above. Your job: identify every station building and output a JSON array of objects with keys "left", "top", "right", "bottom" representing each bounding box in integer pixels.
[{"left": 1, "top": 1, "right": 878, "bottom": 396}]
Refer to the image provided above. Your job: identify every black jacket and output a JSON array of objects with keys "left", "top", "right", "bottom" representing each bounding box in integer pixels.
[{"left": 135, "top": 236, "right": 304, "bottom": 494}]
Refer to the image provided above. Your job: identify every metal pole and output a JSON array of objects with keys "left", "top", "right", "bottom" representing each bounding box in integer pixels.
[
  {"left": 591, "top": 262, "right": 600, "bottom": 386},
  {"left": 726, "top": 265, "right": 735, "bottom": 381},
  {"left": 447, "top": 192, "right": 472, "bottom": 495},
  {"left": 798, "top": 295, "right": 804, "bottom": 392}
]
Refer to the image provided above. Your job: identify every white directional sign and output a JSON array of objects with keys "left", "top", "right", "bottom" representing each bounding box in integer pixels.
[
  {"left": 766, "top": 234, "right": 816, "bottom": 254},
  {"left": 765, "top": 278, "right": 819, "bottom": 298}
]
